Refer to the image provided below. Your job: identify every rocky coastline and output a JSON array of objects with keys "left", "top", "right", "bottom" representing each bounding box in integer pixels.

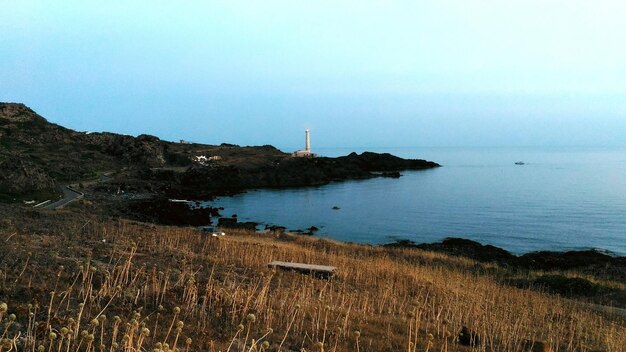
[
  {"left": 3, "top": 102, "right": 624, "bottom": 306},
  {"left": 117, "top": 193, "right": 626, "bottom": 273},
  {"left": 166, "top": 151, "right": 440, "bottom": 197},
  {"left": 385, "top": 237, "right": 626, "bottom": 301},
  {"left": 120, "top": 195, "right": 626, "bottom": 276},
  {"left": 384, "top": 237, "right": 626, "bottom": 270},
  {"left": 1, "top": 102, "right": 440, "bottom": 201}
]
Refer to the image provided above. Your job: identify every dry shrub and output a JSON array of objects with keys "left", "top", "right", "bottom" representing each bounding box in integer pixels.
[{"left": 0, "top": 221, "right": 623, "bottom": 351}]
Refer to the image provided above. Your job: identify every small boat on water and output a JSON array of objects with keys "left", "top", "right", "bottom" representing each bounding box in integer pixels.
[{"left": 514, "top": 161, "right": 525, "bottom": 165}]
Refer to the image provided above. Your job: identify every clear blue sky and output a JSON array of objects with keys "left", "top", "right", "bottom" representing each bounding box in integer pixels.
[{"left": 1, "top": 1, "right": 625, "bottom": 149}]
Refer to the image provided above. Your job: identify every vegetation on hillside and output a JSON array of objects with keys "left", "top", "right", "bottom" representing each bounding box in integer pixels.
[
  {"left": 0, "top": 211, "right": 623, "bottom": 352},
  {"left": 1, "top": 102, "right": 438, "bottom": 203}
]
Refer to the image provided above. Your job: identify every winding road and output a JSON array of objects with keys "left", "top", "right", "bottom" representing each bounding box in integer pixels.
[
  {"left": 40, "top": 172, "right": 113, "bottom": 210},
  {"left": 43, "top": 185, "right": 84, "bottom": 210}
]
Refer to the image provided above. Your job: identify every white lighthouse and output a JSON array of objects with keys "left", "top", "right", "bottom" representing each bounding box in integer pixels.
[
  {"left": 293, "top": 129, "right": 316, "bottom": 157},
  {"left": 305, "top": 129, "right": 310, "bottom": 152}
]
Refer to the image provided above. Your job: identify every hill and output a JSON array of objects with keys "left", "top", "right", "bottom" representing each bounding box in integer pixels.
[
  {"left": 0, "top": 209, "right": 623, "bottom": 352},
  {"left": 0, "top": 103, "right": 171, "bottom": 200},
  {"left": 0, "top": 102, "right": 439, "bottom": 202}
]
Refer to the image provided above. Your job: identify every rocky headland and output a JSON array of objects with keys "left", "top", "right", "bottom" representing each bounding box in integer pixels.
[{"left": 0, "top": 102, "right": 440, "bottom": 202}]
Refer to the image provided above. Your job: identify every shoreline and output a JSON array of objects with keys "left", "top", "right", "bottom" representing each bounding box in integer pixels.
[
  {"left": 2, "top": 199, "right": 625, "bottom": 310},
  {"left": 381, "top": 237, "right": 626, "bottom": 270},
  {"left": 208, "top": 209, "right": 626, "bottom": 270},
  {"left": 119, "top": 194, "right": 626, "bottom": 261}
]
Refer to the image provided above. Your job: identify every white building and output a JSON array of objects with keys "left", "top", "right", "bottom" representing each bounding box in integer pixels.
[
  {"left": 292, "top": 129, "right": 317, "bottom": 157},
  {"left": 193, "top": 155, "right": 222, "bottom": 166}
]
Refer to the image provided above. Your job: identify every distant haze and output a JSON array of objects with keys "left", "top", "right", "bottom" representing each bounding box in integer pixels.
[{"left": 1, "top": 1, "right": 625, "bottom": 149}]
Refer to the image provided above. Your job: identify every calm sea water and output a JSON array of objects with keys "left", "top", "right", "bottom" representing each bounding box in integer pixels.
[{"left": 210, "top": 147, "right": 626, "bottom": 255}]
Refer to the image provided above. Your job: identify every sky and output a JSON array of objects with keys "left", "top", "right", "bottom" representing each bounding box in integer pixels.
[{"left": 1, "top": 1, "right": 625, "bottom": 149}]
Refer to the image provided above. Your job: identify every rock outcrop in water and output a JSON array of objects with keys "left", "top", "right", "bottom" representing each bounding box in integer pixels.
[{"left": 216, "top": 217, "right": 258, "bottom": 230}]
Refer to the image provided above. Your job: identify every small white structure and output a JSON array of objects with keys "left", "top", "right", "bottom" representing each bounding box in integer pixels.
[
  {"left": 193, "top": 155, "right": 209, "bottom": 165},
  {"left": 292, "top": 129, "right": 317, "bottom": 157},
  {"left": 193, "top": 155, "right": 222, "bottom": 166}
]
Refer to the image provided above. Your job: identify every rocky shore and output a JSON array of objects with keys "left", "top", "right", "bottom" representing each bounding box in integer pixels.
[
  {"left": 162, "top": 151, "right": 440, "bottom": 197},
  {"left": 1, "top": 102, "right": 440, "bottom": 201},
  {"left": 385, "top": 237, "right": 626, "bottom": 301},
  {"left": 385, "top": 237, "right": 626, "bottom": 270},
  {"left": 117, "top": 194, "right": 626, "bottom": 284},
  {"left": 4, "top": 102, "right": 623, "bottom": 307}
]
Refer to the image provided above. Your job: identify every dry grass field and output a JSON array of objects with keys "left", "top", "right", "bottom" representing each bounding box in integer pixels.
[{"left": 0, "top": 216, "right": 624, "bottom": 351}]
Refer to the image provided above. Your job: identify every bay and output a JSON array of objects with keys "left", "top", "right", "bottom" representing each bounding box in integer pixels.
[{"left": 210, "top": 147, "right": 626, "bottom": 255}]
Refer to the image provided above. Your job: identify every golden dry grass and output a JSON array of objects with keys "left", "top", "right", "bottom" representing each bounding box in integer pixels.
[{"left": 0, "top": 220, "right": 624, "bottom": 352}]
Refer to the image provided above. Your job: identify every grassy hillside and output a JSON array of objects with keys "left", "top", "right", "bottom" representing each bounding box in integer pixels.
[{"left": 0, "top": 209, "right": 623, "bottom": 351}]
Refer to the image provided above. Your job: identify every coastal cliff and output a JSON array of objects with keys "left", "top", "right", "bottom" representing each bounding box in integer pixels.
[
  {"left": 174, "top": 151, "right": 439, "bottom": 195},
  {"left": 0, "top": 102, "right": 440, "bottom": 200}
]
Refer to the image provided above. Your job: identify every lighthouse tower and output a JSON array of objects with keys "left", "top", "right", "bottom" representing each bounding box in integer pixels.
[
  {"left": 292, "top": 129, "right": 316, "bottom": 157},
  {"left": 305, "top": 129, "right": 310, "bottom": 152}
]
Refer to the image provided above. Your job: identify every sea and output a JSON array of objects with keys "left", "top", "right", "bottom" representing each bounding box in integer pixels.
[{"left": 209, "top": 147, "right": 626, "bottom": 256}]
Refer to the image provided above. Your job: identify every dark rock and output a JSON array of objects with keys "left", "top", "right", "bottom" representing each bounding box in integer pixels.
[
  {"left": 518, "top": 250, "right": 623, "bottom": 270},
  {"left": 339, "top": 151, "right": 440, "bottom": 172},
  {"left": 332, "top": 206, "right": 340, "bottom": 210},
  {"left": 265, "top": 225, "right": 286, "bottom": 233},
  {"left": 415, "top": 237, "right": 516, "bottom": 265},
  {"left": 217, "top": 217, "right": 257, "bottom": 230},
  {"left": 308, "top": 226, "right": 319, "bottom": 232},
  {"left": 237, "top": 221, "right": 257, "bottom": 230},
  {"left": 123, "top": 199, "right": 213, "bottom": 226},
  {"left": 386, "top": 238, "right": 626, "bottom": 273},
  {"left": 383, "top": 239, "right": 418, "bottom": 248}
]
